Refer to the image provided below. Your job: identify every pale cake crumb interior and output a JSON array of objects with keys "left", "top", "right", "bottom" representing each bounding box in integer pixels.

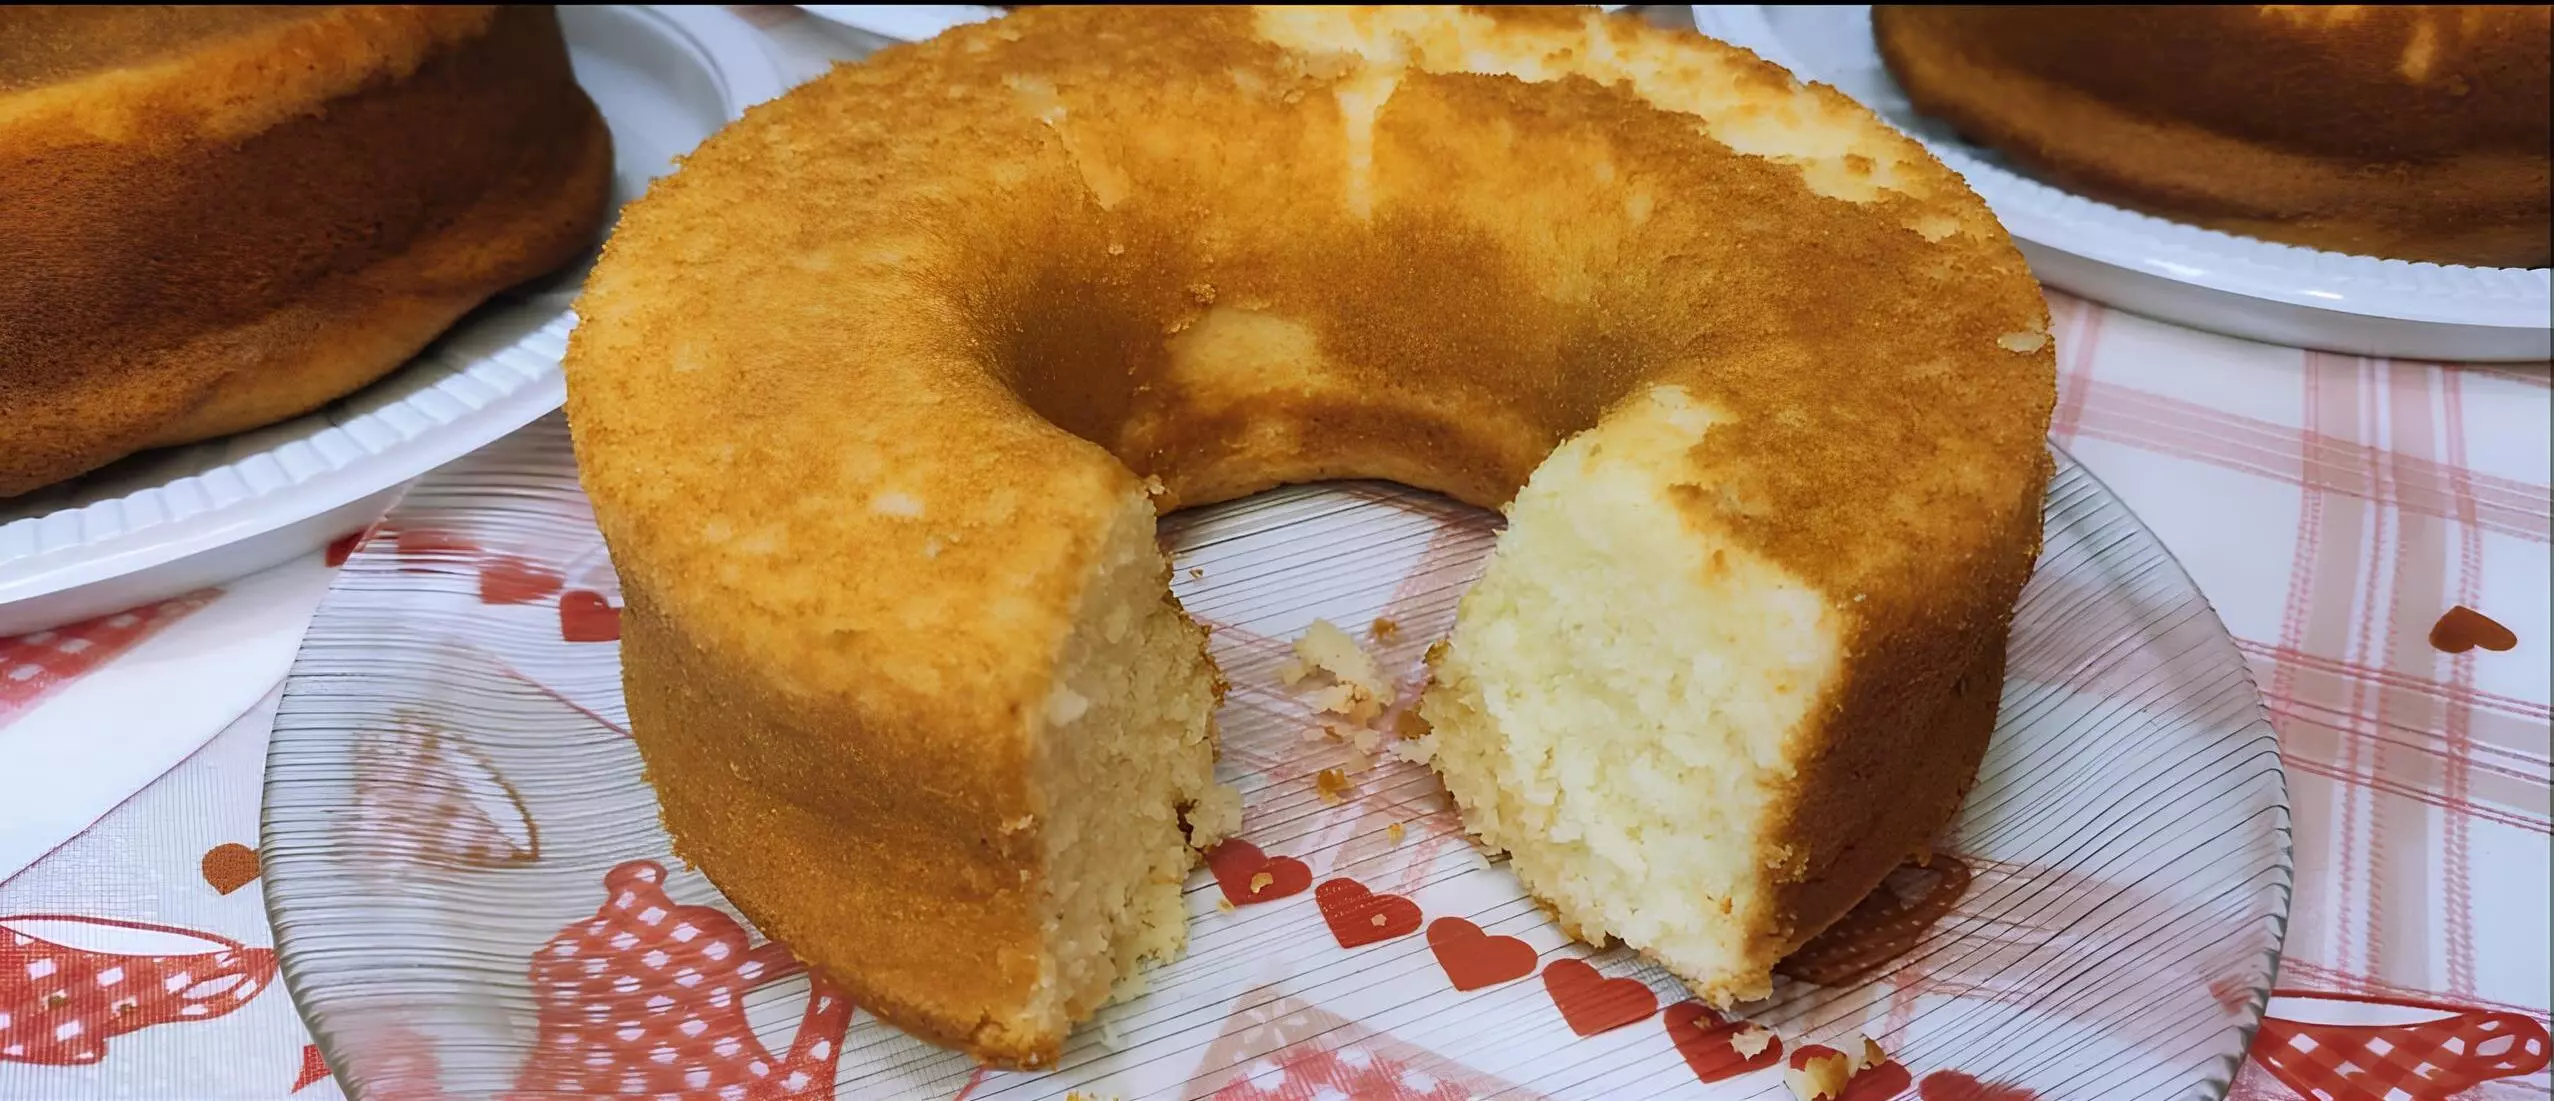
[
  {"left": 1419, "top": 386, "right": 1843, "bottom": 1003},
  {"left": 1024, "top": 491, "right": 1235, "bottom": 1035}
]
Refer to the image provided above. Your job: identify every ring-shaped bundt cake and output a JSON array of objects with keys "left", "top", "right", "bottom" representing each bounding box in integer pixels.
[{"left": 564, "top": 6, "right": 2056, "bottom": 1067}]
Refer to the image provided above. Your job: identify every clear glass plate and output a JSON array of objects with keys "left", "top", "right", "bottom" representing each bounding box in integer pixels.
[{"left": 263, "top": 415, "right": 2291, "bottom": 1100}]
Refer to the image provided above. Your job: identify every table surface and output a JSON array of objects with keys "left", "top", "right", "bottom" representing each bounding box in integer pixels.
[{"left": 1, "top": 8, "right": 2546, "bottom": 1100}]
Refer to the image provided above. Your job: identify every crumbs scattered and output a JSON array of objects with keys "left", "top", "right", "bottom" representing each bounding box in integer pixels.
[
  {"left": 1279, "top": 619, "right": 1388, "bottom": 700},
  {"left": 1216, "top": 896, "right": 1236, "bottom": 913},
  {"left": 1732, "top": 1025, "right": 1775, "bottom": 1058},
  {"left": 1786, "top": 1051, "right": 1852, "bottom": 1101},
  {"left": 1784, "top": 1036, "right": 1886, "bottom": 1101},
  {"left": 1281, "top": 619, "right": 1405, "bottom": 777},
  {"left": 1395, "top": 709, "right": 1431, "bottom": 740},
  {"left": 1386, "top": 821, "right": 1405, "bottom": 845},
  {"left": 1370, "top": 617, "right": 1398, "bottom": 640},
  {"left": 1315, "top": 767, "right": 1352, "bottom": 805},
  {"left": 1249, "top": 871, "right": 1275, "bottom": 896},
  {"left": 1189, "top": 567, "right": 1205, "bottom": 579}
]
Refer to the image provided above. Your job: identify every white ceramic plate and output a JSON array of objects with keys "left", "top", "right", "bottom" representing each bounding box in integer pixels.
[
  {"left": 794, "top": 5, "right": 1632, "bottom": 44},
  {"left": 265, "top": 417, "right": 2291, "bottom": 1100},
  {"left": 1692, "top": 5, "right": 2552, "bottom": 363},
  {"left": 0, "top": 5, "right": 786, "bottom": 637},
  {"left": 795, "top": 4, "right": 1003, "bottom": 42}
]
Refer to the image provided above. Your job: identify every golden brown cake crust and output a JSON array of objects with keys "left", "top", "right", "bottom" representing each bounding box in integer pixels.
[
  {"left": 1875, "top": 5, "right": 2553, "bottom": 267},
  {"left": 0, "top": 5, "right": 613, "bottom": 497},
  {"left": 565, "top": 5, "right": 2054, "bottom": 1065},
  {"left": 1747, "top": 614, "right": 2016, "bottom": 980}
]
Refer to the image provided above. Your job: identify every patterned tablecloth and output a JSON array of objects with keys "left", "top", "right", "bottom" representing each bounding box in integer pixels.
[{"left": 2, "top": 8, "right": 2546, "bottom": 1100}]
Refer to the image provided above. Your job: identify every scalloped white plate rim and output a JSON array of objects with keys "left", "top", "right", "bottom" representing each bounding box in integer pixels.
[
  {"left": 0, "top": 5, "right": 785, "bottom": 632},
  {"left": 794, "top": 4, "right": 1004, "bottom": 41},
  {"left": 1692, "top": 6, "right": 2552, "bottom": 337}
]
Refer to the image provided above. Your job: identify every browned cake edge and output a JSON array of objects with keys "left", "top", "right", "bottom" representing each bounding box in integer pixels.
[
  {"left": 617, "top": 559, "right": 1081, "bottom": 1068},
  {"left": 1745, "top": 555, "right": 2029, "bottom": 982}
]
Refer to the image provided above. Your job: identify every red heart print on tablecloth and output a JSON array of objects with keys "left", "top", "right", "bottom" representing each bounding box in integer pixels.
[
  {"left": 1426, "top": 917, "right": 1536, "bottom": 991},
  {"left": 0, "top": 914, "right": 275, "bottom": 1065},
  {"left": 1663, "top": 1000, "right": 1783, "bottom": 1084},
  {"left": 1918, "top": 1070, "right": 2038, "bottom": 1100},
  {"left": 1206, "top": 840, "right": 1311, "bottom": 906},
  {"left": 1316, "top": 879, "right": 1422, "bottom": 949},
  {"left": 200, "top": 843, "right": 261, "bottom": 895},
  {"left": 0, "top": 590, "right": 217, "bottom": 723},
  {"left": 480, "top": 556, "right": 566, "bottom": 606},
  {"left": 1848, "top": 1060, "right": 1913, "bottom": 1101},
  {"left": 510, "top": 860, "right": 850, "bottom": 1100},
  {"left": 380, "top": 525, "right": 621, "bottom": 642},
  {"left": 560, "top": 590, "right": 623, "bottom": 643},
  {"left": 1540, "top": 959, "right": 1656, "bottom": 1037},
  {"left": 325, "top": 525, "right": 379, "bottom": 567},
  {"left": 393, "top": 528, "right": 482, "bottom": 570},
  {"left": 2250, "top": 991, "right": 2551, "bottom": 1101},
  {"left": 2428, "top": 605, "right": 2518, "bottom": 654}
]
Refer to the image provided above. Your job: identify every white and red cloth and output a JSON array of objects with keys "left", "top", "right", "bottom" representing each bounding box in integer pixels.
[{"left": 1, "top": 8, "right": 2547, "bottom": 1099}]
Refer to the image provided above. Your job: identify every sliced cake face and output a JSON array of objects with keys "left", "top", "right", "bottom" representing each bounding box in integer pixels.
[
  {"left": 1021, "top": 491, "right": 1233, "bottom": 1042},
  {"left": 1419, "top": 386, "right": 1847, "bottom": 1004}
]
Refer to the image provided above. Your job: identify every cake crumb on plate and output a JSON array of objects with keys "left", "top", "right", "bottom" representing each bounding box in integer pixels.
[
  {"left": 1315, "top": 767, "right": 1352, "bottom": 804},
  {"left": 1732, "top": 1025, "right": 1775, "bottom": 1058}
]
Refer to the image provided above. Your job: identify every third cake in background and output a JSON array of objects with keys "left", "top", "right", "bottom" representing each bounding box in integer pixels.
[
  {"left": 0, "top": 6, "right": 612, "bottom": 497},
  {"left": 1873, "top": 5, "right": 2552, "bottom": 268}
]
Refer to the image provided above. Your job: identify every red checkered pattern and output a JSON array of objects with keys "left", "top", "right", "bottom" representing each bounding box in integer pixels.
[
  {"left": 0, "top": 590, "right": 217, "bottom": 722},
  {"left": 2252, "top": 1005, "right": 2550, "bottom": 1101},
  {"left": 510, "top": 860, "right": 849, "bottom": 1100},
  {"left": 0, "top": 915, "right": 275, "bottom": 1065}
]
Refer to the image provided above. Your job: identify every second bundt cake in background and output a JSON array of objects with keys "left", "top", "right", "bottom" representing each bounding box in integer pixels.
[
  {"left": 1874, "top": 5, "right": 2552, "bottom": 268},
  {"left": 0, "top": 5, "right": 613, "bottom": 497}
]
